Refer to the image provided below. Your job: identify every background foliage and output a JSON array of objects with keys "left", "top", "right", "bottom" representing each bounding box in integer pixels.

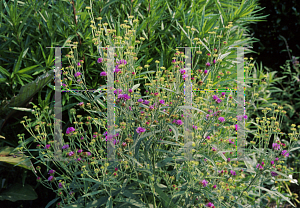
[{"left": 0, "top": 0, "right": 299, "bottom": 207}]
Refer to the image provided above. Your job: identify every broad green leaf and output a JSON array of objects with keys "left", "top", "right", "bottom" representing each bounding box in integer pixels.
[
  {"left": 0, "top": 70, "right": 54, "bottom": 131},
  {"left": 0, "top": 146, "right": 34, "bottom": 170},
  {"left": 0, "top": 183, "right": 38, "bottom": 202}
]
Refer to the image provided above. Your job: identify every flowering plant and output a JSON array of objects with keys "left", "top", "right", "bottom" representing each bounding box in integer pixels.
[{"left": 16, "top": 8, "right": 299, "bottom": 208}]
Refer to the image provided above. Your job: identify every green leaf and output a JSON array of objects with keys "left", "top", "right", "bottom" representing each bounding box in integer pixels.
[
  {"left": 45, "top": 197, "right": 60, "bottom": 208},
  {"left": 17, "top": 65, "right": 39, "bottom": 74},
  {"left": 0, "top": 70, "right": 54, "bottom": 130},
  {"left": 154, "top": 183, "right": 178, "bottom": 208},
  {"left": 0, "top": 66, "right": 10, "bottom": 77},
  {"left": 131, "top": 84, "right": 140, "bottom": 91},
  {"left": 0, "top": 183, "right": 38, "bottom": 202},
  {"left": 213, "top": 0, "right": 228, "bottom": 26},
  {"left": 253, "top": 185, "right": 294, "bottom": 207},
  {"left": 106, "top": 196, "right": 113, "bottom": 208},
  {"left": 0, "top": 146, "right": 34, "bottom": 170}
]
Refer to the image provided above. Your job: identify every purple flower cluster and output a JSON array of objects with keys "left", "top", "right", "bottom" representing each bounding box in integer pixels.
[
  {"left": 136, "top": 127, "right": 146, "bottom": 135},
  {"left": 218, "top": 117, "right": 225, "bottom": 123},
  {"left": 66, "top": 127, "right": 75, "bottom": 135},
  {"left": 201, "top": 179, "right": 208, "bottom": 187}
]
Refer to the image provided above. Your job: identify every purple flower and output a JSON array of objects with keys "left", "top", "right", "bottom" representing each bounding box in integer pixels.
[
  {"left": 159, "top": 100, "right": 165, "bottom": 105},
  {"left": 235, "top": 124, "right": 240, "bottom": 131},
  {"left": 227, "top": 158, "right": 230, "bottom": 162},
  {"left": 213, "top": 185, "right": 217, "bottom": 189},
  {"left": 204, "top": 69, "right": 208, "bottom": 74},
  {"left": 202, "top": 179, "right": 208, "bottom": 187},
  {"left": 77, "top": 149, "right": 83, "bottom": 153},
  {"left": 97, "top": 58, "right": 103, "bottom": 63},
  {"left": 206, "top": 62, "right": 211, "bottom": 67},
  {"left": 68, "top": 151, "right": 74, "bottom": 157},
  {"left": 115, "top": 67, "right": 121, "bottom": 74},
  {"left": 116, "top": 59, "right": 127, "bottom": 65},
  {"left": 216, "top": 98, "right": 222, "bottom": 104},
  {"left": 44, "top": 144, "right": 51, "bottom": 149},
  {"left": 58, "top": 182, "right": 63, "bottom": 188},
  {"left": 87, "top": 152, "right": 91, "bottom": 156},
  {"left": 218, "top": 117, "right": 225, "bottom": 123},
  {"left": 143, "top": 100, "right": 150, "bottom": 105},
  {"left": 230, "top": 170, "right": 236, "bottom": 176},
  {"left": 281, "top": 150, "right": 289, "bottom": 158},
  {"left": 221, "top": 92, "right": 226, "bottom": 97},
  {"left": 213, "top": 95, "right": 218, "bottom": 100},
  {"left": 66, "top": 127, "right": 76, "bottom": 135},
  {"left": 180, "top": 69, "right": 185, "bottom": 74},
  {"left": 113, "top": 139, "right": 119, "bottom": 145},
  {"left": 138, "top": 99, "right": 143, "bottom": 103},
  {"left": 74, "top": 72, "right": 81, "bottom": 77},
  {"left": 122, "top": 94, "right": 130, "bottom": 101},
  {"left": 149, "top": 105, "right": 154, "bottom": 110},
  {"left": 128, "top": 89, "right": 133, "bottom": 93},
  {"left": 136, "top": 127, "right": 146, "bottom": 134},
  {"left": 206, "top": 202, "right": 214, "bottom": 207},
  {"left": 271, "top": 161, "right": 274, "bottom": 165},
  {"left": 77, "top": 157, "right": 82, "bottom": 161},
  {"left": 213, "top": 59, "right": 216, "bottom": 64},
  {"left": 48, "top": 169, "right": 55, "bottom": 175},
  {"left": 77, "top": 62, "right": 81, "bottom": 66},
  {"left": 100, "top": 71, "right": 107, "bottom": 76},
  {"left": 272, "top": 143, "right": 281, "bottom": 151},
  {"left": 48, "top": 176, "right": 54, "bottom": 182},
  {"left": 237, "top": 115, "right": 243, "bottom": 121},
  {"left": 62, "top": 144, "right": 69, "bottom": 150},
  {"left": 271, "top": 171, "right": 278, "bottom": 177},
  {"left": 193, "top": 125, "right": 198, "bottom": 130},
  {"left": 244, "top": 115, "right": 248, "bottom": 120},
  {"left": 176, "top": 120, "right": 183, "bottom": 125}
]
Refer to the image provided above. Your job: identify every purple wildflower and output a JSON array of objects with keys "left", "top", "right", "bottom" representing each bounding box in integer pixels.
[
  {"left": 230, "top": 170, "right": 236, "bottom": 176},
  {"left": 97, "top": 58, "right": 103, "bottom": 63},
  {"left": 68, "top": 151, "right": 74, "bottom": 157},
  {"left": 62, "top": 144, "right": 69, "bottom": 150},
  {"left": 66, "top": 127, "right": 75, "bottom": 135},
  {"left": 206, "top": 202, "right": 214, "bottom": 207},
  {"left": 202, "top": 179, "right": 208, "bottom": 187},
  {"left": 143, "top": 100, "right": 150, "bottom": 105},
  {"left": 271, "top": 171, "right": 278, "bottom": 177},
  {"left": 281, "top": 150, "right": 289, "bottom": 158},
  {"left": 44, "top": 144, "right": 51, "bottom": 149},
  {"left": 206, "top": 62, "right": 211, "bottom": 67},
  {"left": 136, "top": 127, "right": 146, "bottom": 134},
  {"left": 176, "top": 120, "right": 183, "bottom": 125},
  {"left": 58, "top": 182, "right": 63, "bottom": 188},
  {"left": 159, "top": 100, "right": 165, "bottom": 105},
  {"left": 218, "top": 117, "right": 225, "bottom": 123},
  {"left": 100, "top": 71, "right": 107, "bottom": 76},
  {"left": 74, "top": 72, "right": 81, "bottom": 77},
  {"left": 272, "top": 143, "right": 281, "bottom": 151},
  {"left": 138, "top": 99, "right": 143, "bottom": 103},
  {"left": 48, "top": 169, "right": 55, "bottom": 175},
  {"left": 48, "top": 176, "right": 54, "bottom": 182}
]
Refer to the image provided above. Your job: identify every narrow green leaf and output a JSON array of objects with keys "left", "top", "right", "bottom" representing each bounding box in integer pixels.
[{"left": 0, "top": 66, "right": 10, "bottom": 77}]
